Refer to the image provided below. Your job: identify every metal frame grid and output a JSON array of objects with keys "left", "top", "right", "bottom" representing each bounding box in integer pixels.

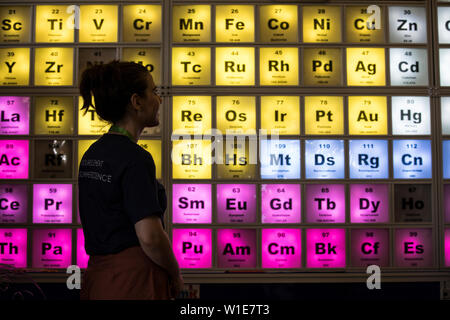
[{"left": 0, "top": 0, "right": 448, "bottom": 283}]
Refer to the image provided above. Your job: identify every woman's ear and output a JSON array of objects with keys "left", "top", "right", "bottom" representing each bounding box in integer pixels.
[{"left": 129, "top": 93, "right": 142, "bottom": 113}]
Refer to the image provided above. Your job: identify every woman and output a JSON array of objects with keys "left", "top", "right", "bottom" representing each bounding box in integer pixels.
[{"left": 78, "top": 60, "right": 183, "bottom": 300}]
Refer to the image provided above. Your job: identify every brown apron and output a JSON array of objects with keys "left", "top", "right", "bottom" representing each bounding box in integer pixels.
[{"left": 80, "top": 246, "right": 171, "bottom": 300}]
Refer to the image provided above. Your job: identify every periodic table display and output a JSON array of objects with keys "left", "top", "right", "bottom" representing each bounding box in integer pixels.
[{"left": 0, "top": 1, "right": 448, "bottom": 281}]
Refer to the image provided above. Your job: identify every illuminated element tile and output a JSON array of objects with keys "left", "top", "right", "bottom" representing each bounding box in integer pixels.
[
  {"left": 438, "top": 7, "right": 450, "bottom": 44},
  {"left": 261, "top": 184, "right": 301, "bottom": 224},
  {"left": 306, "top": 229, "right": 346, "bottom": 268},
  {"left": 304, "top": 96, "right": 344, "bottom": 135},
  {"left": 446, "top": 229, "right": 450, "bottom": 266},
  {"left": 394, "top": 229, "right": 432, "bottom": 267},
  {"left": 0, "top": 140, "right": 28, "bottom": 179},
  {"left": 79, "top": 5, "right": 118, "bottom": 42},
  {"left": 392, "top": 96, "right": 430, "bottom": 135},
  {"left": 173, "top": 5, "right": 211, "bottom": 42},
  {"left": 259, "top": 5, "right": 298, "bottom": 43},
  {"left": 78, "top": 48, "right": 117, "bottom": 82},
  {"left": 172, "top": 96, "right": 211, "bottom": 135},
  {"left": 350, "top": 184, "right": 389, "bottom": 223},
  {"left": 440, "top": 49, "right": 450, "bottom": 86},
  {"left": 78, "top": 97, "right": 111, "bottom": 135},
  {"left": 0, "top": 6, "right": 31, "bottom": 43},
  {"left": 172, "top": 140, "right": 211, "bottom": 179},
  {"left": 137, "top": 140, "right": 161, "bottom": 179},
  {"left": 345, "top": 6, "right": 384, "bottom": 43},
  {"left": 172, "top": 184, "right": 211, "bottom": 224},
  {"left": 346, "top": 48, "right": 386, "bottom": 86},
  {"left": 302, "top": 6, "right": 342, "bottom": 43},
  {"left": 76, "top": 229, "right": 88, "bottom": 269},
  {"left": 215, "top": 5, "right": 254, "bottom": 42},
  {"left": 0, "top": 96, "right": 29, "bottom": 135},
  {"left": 0, "top": 184, "right": 28, "bottom": 224},
  {"left": 0, "top": 228, "right": 27, "bottom": 268},
  {"left": 171, "top": 47, "right": 211, "bottom": 85},
  {"left": 444, "top": 141, "right": 450, "bottom": 179},
  {"left": 122, "top": 47, "right": 161, "bottom": 85},
  {"left": 442, "top": 97, "right": 450, "bottom": 134},
  {"left": 216, "top": 96, "right": 256, "bottom": 134},
  {"left": 260, "top": 96, "right": 300, "bottom": 135},
  {"left": 77, "top": 139, "right": 96, "bottom": 168},
  {"left": 303, "top": 48, "right": 342, "bottom": 86},
  {"left": 349, "top": 140, "right": 389, "bottom": 179},
  {"left": 348, "top": 96, "right": 387, "bottom": 135},
  {"left": 34, "top": 140, "right": 73, "bottom": 179},
  {"left": 123, "top": 5, "right": 161, "bottom": 43},
  {"left": 35, "top": 5, "right": 74, "bottom": 43},
  {"left": 33, "top": 184, "right": 72, "bottom": 224},
  {"left": 34, "top": 96, "right": 74, "bottom": 135},
  {"left": 217, "top": 139, "right": 257, "bottom": 179},
  {"left": 393, "top": 140, "right": 432, "bottom": 179},
  {"left": 446, "top": 185, "right": 450, "bottom": 223},
  {"left": 216, "top": 47, "right": 254, "bottom": 86},
  {"left": 305, "top": 184, "right": 345, "bottom": 223},
  {"left": 217, "top": 229, "right": 256, "bottom": 268},
  {"left": 260, "top": 48, "right": 298, "bottom": 85},
  {"left": 305, "top": 140, "right": 345, "bottom": 179},
  {"left": 217, "top": 184, "right": 256, "bottom": 223},
  {"left": 260, "top": 139, "right": 300, "bottom": 179},
  {"left": 394, "top": 184, "right": 431, "bottom": 222},
  {"left": 173, "top": 229, "right": 212, "bottom": 268},
  {"left": 32, "top": 229, "right": 72, "bottom": 268},
  {"left": 34, "top": 47, "right": 73, "bottom": 86},
  {"left": 351, "top": 229, "right": 389, "bottom": 267},
  {"left": 388, "top": 7, "right": 427, "bottom": 44},
  {"left": 262, "top": 229, "right": 301, "bottom": 268},
  {"left": 0, "top": 48, "right": 29, "bottom": 86},
  {"left": 390, "top": 48, "right": 428, "bottom": 86}
]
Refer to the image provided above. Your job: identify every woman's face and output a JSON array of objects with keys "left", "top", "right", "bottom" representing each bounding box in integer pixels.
[{"left": 141, "top": 74, "right": 161, "bottom": 128}]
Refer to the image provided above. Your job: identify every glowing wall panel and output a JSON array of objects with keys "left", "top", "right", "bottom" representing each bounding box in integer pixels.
[
  {"left": 77, "top": 140, "right": 96, "bottom": 168},
  {"left": 217, "top": 139, "right": 257, "bottom": 179},
  {"left": 217, "top": 229, "right": 256, "bottom": 268},
  {"left": 305, "top": 140, "right": 345, "bottom": 179},
  {"left": 217, "top": 184, "right": 256, "bottom": 223},
  {"left": 34, "top": 140, "right": 72, "bottom": 179},
  {"left": 0, "top": 228, "right": 27, "bottom": 268},
  {"left": 445, "top": 229, "right": 450, "bottom": 267},
  {"left": 76, "top": 229, "right": 89, "bottom": 269},
  {"left": 78, "top": 48, "right": 117, "bottom": 80},
  {"left": 392, "top": 96, "right": 430, "bottom": 135},
  {"left": 303, "top": 48, "right": 342, "bottom": 86},
  {"left": 216, "top": 47, "right": 254, "bottom": 86},
  {"left": 123, "top": 5, "right": 161, "bottom": 43},
  {"left": 345, "top": 6, "right": 384, "bottom": 43},
  {"left": 351, "top": 229, "right": 389, "bottom": 267},
  {"left": 306, "top": 229, "right": 346, "bottom": 268},
  {"left": 78, "top": 97, "right": 110, "bottom": 135},
  {"left": 445, "top": 185, "right": 450, "bottom": 223},
  {"left": 32, "top": 184, "right": 72, "bottom": 224},
  {"left": 122, "top": 48, "right": 161, "bottom": 86},
  {"left": 79, "top": 5, "right": 118, "bottom": 42},
  {"left": 262, "top": 229, "right": 301, "bottom": 268},
  {"left": 440, "top": 49, "right": 450, "bottom": 86},
  {"left": 389, "top": 48, "right": 428, "bottom": 86},
  {"left": 259, "top": 5, "right": 298, "bottom": 43},
  {"left": 305, "top": 184, "right": 345, "bottom": 223},
  {"left": 0, "top": 6, "right": 31, "bottom": 43},
  {"left": 215, "top": 5, "right": 254, "bottom": 42},
  {"left": 173, "top": 229, "right": 212, "bottom": 268},
  {"left": 0, "top": 96, "right": 29, "bottom": 135},
  {"left": 260, "top": 140, "right": 300, "bottom": 179},
  {"left": 0, "top": 140, "right": 28, "bottom": 179},
  {"left": 172, "top": 96, "right": 211, "bottom": 135},
  {"left": 394, "top": 184, "right": 431, "bottom": 223},
  {"left": 442, "top": 97, "right": 450, "bottom": 134},
  {"left": 393, "top": 140, "right": 432, "bottom": 179},
  {"left": 305, "top": 96, "right": 344, "bottom": 135},
  {"left": 395, "top": 229, "right": 432, "bottom": 267},
  {"left": 260, "top": 96, "right": 300, "bottom": 135},
  {"left": 32, "top": 229, "right": 72, "bottom": 269},
  {"left": 302, "top": 6, "right": 341, "bottom": 43},
  {"left": 34, "top": 47, "right": 73, "bottom": 86},
  {"left": 0, "top": 184, "right": 28, "bottom": 224},
  {"left": 438, "top": 7, "right": 450, "bottom": 44},
  {"left": 261, "top": 184, "right": 301, "bottom": 224},
  {"left": 349, "top": 140, "right": 389, "bottom": 179},
  {"left": 35, "top": 5, "right": 74, "bottom": 43},
  {"left": 34, "top": 97, "right": 74, "bottom": 135},
  {"left": 172, "top": 140, "right": 211, "bottom": 179},
  {"left": 260, "top": 48, "right": 298, "bottom": 85},
  {"left": 173, "top": 5, "right": 211, "bottom": 42},
  {"left": 350, "top": 184, "right": 389, "bottom": 223},
  {"left": 0, "top": 48, "right": 29, "bottom": 86},
  {"left": 389, "top": 7, "right": 427, "bottom": 44},
  {"left": 216, "top": 96, "right": 256, "bottom": 134},
  {"left": 172, "top": 47, "right": 211, "bottom": 85},
  {"left": 444, "top": 140, "right": 450, "bottom": 179},
  {"left": 346, "top": 48, "right": 386, "bottom": 86},
  {"left": 172, "top": 184, "right": 212, "bottom": 224},
  {"left": 137, "top": 140, "right": 161, "bottom": 180},
  {"left": 348, "top": 96, "right": 387, "bottom": 135}
]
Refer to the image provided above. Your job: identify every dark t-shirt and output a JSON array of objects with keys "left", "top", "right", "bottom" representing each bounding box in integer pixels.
[{"left": 78, "top": 133, "right": 166, "bottom": 256}]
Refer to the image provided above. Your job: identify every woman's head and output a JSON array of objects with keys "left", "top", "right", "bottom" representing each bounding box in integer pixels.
[{"left": 79, "top": 60, "right": 161, "bottom": 127}]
